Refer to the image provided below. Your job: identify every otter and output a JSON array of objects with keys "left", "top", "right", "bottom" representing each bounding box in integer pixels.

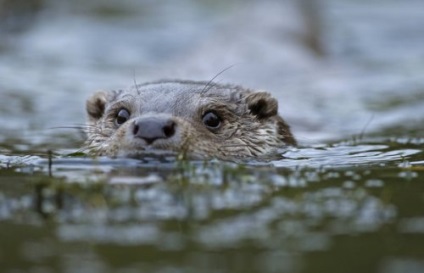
[{"left": 83, "top": 80, "right": 296, "bottom": 161}]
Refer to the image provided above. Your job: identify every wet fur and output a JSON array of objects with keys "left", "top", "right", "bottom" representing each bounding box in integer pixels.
[{"left": 83, "top": 80, "right": 296, "bottom": 160}]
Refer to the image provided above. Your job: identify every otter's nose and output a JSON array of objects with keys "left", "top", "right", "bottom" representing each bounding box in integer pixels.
[{"left": 132, "top": 117, "right": 176, "bottom": 144}]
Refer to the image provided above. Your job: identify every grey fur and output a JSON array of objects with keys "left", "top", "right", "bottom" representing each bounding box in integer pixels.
[{"left": 83, "top": 80, "right": 296, "bottom": 160}]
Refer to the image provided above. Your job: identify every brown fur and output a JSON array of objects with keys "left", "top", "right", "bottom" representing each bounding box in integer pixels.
[{"left": 83, "top": 80, "right": 296, "bottom": 161}]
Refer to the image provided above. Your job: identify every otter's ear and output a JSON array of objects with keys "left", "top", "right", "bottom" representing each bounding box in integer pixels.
[
  {"left": 86, "top": 91, "right": 108, "bottom": 121},
  {"left": 245, "top": 91, "right": 278, "bottom": 119}
]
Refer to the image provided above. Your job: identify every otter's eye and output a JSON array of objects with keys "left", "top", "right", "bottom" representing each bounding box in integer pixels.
[
  {"left": 202, "top": 111, "right": 222, "bottom": 129},
  {"left": 115, "top": 109, "right": 130, "bottom": 125}
]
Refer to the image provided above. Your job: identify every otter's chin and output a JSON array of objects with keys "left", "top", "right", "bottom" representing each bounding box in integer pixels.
[
  {"left": 113, "top": 142, "right": 183, "bottom": 158},
  {"left": 117, "top": 149, "right": 179, "bottom": 159}
]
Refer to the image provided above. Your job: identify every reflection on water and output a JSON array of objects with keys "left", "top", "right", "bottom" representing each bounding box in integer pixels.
[
  {"left": 1, "top": 0, "right": 424, "bottom": 272},
  {"left": 0, "top": 137, "right": 423, "bottom": 273}
]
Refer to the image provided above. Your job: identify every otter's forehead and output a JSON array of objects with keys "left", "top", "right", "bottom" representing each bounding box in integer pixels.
[{"left": 111, "top": 81, "right": 247, "bottom": 116}]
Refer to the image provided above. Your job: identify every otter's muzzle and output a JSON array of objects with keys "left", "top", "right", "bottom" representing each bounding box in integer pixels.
[{"left": 132, "top": 116, "right": 176, "bottom": 144}]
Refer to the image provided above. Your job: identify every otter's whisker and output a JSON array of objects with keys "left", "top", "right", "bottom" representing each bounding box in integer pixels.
[
  {"left": 201, "top": 64, "right": 236, "bottom": 94},
  {"left": 49, "top": 125, "right": 91, "bottom": 130},
  {"left": 133, "top": 69, "right": 141, "bottom": 94}
]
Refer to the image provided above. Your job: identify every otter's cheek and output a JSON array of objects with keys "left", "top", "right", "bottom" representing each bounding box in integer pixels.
[
  {"left": 98, "top": 125, "right": 130, "bottom": 156},
  {"left": 221, "top": 139, "right": 253, "bottom": 157}
]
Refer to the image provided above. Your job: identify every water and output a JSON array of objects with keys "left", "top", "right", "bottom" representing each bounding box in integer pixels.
[{"left": 1, "top": 0, "right": 424, "bottom": 272}]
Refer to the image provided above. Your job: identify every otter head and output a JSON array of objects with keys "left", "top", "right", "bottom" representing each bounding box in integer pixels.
[{"left": 84, "top": 80, "right": 296, "bottom": 160}]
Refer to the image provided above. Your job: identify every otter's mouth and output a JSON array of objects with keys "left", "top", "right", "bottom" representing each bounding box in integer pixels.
[
  {"left": 117, "top": 148, "right": 179, "bottom": 159},
  {"left": 116, "top": 148, "right": 209, "bottom": 162}
]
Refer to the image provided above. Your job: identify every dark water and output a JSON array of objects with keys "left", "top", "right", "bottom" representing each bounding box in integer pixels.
[{"left": 1, "top": 0, "right": 424, "bottom": 272}]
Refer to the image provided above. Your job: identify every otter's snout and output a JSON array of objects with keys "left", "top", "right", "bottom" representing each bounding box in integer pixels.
[{"left": 132, "top": 116, "right": 176, "bottom": 144}]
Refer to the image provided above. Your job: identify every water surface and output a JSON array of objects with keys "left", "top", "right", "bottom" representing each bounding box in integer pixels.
[{"left": 1, "top": 0, "right": 424, "bottom": 272}]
